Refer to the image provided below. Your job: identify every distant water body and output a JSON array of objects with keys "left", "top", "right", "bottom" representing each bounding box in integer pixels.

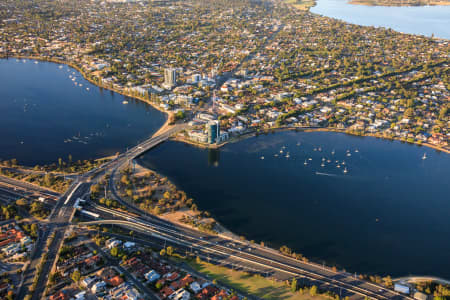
[
  {"left": 311, "top": 0, "right": 450, "bottom": 39},
  {"left": 139, "top": 131, "right": 450, "bottom": 278},
  {"left": 0, "top": 59, "right": 166, "bottom": 166}
]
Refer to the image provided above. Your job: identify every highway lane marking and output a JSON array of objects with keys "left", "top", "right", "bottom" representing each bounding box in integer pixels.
[
  {"left": 64, "top": 182, "right": 82, "bottom": 205},
  {"left": 94, "top": 202, "right": 410, "bottom": 299},
  {"left": 81, "top": 214, "right": 390, "bottom": 300}
]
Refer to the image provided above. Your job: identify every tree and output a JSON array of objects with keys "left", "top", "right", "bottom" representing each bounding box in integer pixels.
[
  {"left": 383, "top": 275, "right": 393, "bottom": 288},
  {"left": 310, "top": 285, "right": 317, "bottom": 296},
  {"left": 6, "top": 290, "right": 14, "bottom": 300},
  {"left": 43, "top": 173, "right": 55, "bottom": 187},
  {"left": 110, "top": 247, "right": 118, "bottom": 257},
  {"left": 159, "top": 249, "right": 166, "bottom": 256},
  {"left": 71, "top": 270, "right": 81, "bottom": 283},
  {"left": 291, "top": 278, "right": 298, "bottom": 292},
  {"left": 30, "top": 223, "right": 38, "bottom": 238},
  {"left": 30, "top": 202, "right": 43, "bottom": 215},
  {"left": 175, "top": 110, "right": 186, "bottom": 120},
  {"left": 166, "top": 246, "right": 174, "bottom": 256}
]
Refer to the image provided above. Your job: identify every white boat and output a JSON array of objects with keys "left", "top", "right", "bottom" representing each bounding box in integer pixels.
[
  {"left": 327, "top": 160, "right": 331, "bottom": 163},
  {"left": 343, "top": 167, "right": 348, "bottom": 174},
  {"left": 274, "top": 154, "right": 278, "bottom": 157},
  {"left": 122, "top": 100, "right": 129, "bottom": 104},
  {"left": 285, "top": 153, "right": 290, "bottom": 158},
  {"left": 86, "top": 87, "right": 90, "bottom": 91},
  {"left": 337, "top": 165, "right": 341, "bottom": 168},
  {"left": 260, "top": 156, "right": 265, "bottom": 160},
  {"left": 331, "top": 150, "right": 335, "bottom": 155},
  {"left": 355, "top": 149, "right": 359, "bottom": 153},
  {"left": 347, "top": 153, "right": 351, "bottom": 157},
  {"left": 280, "top": 150, "right": 283, "bottom": 154},
  {"left": 422, "top": 153, "right": 427, "bottom": 160},
  {"left": 304, "top": 160, "right": 308, "bottom": 165},
  {"left": 308, "top": 158, "right": 312, "bottom": 161},
  {"left": 34, "top": 61, "right": 38, "bottom": 64},
  {"left": 79, "top": 84, "right": 83, "bottom": 87},
  {"left": 321, "top": 163, "right": 325, "bottom": 167},
  {"left": 58, "top": 65, "right": 63, "bottom": 69}
]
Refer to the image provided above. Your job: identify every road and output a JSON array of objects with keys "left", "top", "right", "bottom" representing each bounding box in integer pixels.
[
  {"left": 0, "top": 175, "right": 60, "bottom": 201},
  {"left": 5, "top": 121, "right": 413, "bottom": 300},
  {"left": 80, "top": 204, "right": 412, "bottom": 300},
  {"left": 25, "top": 124, "right": 185, "bottom": 300},
  {"left": 86, "top": 241, "right": 159, "bottom": 300}
]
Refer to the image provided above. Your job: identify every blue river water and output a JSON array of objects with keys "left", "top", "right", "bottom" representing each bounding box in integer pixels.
[
  {"left": 311, "top": 0, "right": 450, "bottom": 39},
  {"left": 0, "top": 59, "right": 166, "bottom": 166},
  {"left": 139, "top": 131, "right": 450, "bottom": 278}
]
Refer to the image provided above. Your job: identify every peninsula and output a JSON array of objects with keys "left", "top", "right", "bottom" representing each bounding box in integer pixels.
[{"left": 0, "top": 0, "right": 449, "bottom": 299}]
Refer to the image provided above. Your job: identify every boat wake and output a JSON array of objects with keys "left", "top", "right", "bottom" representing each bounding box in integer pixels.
[{"left": 315, "top": 172, "right": 339, "bottom": 177}]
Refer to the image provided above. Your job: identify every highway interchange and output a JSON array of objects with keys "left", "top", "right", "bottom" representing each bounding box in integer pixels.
[{"left": 2, "top": 123, "right": 413, "bottom": 300}]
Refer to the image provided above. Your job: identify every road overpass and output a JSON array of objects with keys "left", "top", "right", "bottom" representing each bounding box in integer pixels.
[
  {"left": 28, "top": 123, "right": 186, "bottom": 300},
  {"left": 7, "top": 122, "right": 416, "bottom": 300}
]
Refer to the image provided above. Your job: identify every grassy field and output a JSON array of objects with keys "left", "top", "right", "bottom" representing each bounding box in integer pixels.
[
  {"left": 185, "top": 259, "right": 325, "bottom": 300},
  {"left": 284, "top": 0, "right": 317, "bottom": 10}
]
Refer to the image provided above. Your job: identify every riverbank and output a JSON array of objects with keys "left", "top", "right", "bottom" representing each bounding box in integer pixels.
[
  {"left": 173, "top": 126, "right": 450, "bottom": 154},
  {"left": 2, "top": 56, "right": 171, "bottom": 125},
  {"left": 349, "top": 0, "right": 450, "bottom": 6}
]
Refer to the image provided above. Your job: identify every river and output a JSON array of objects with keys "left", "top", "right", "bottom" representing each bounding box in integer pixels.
[
  {"left": 138, "top": 131, "right": 450, "bottom": 278},
  {"left": 0, "top": 59, "right": 166, "bottom": 166},
  {"left": 311, "top": 0, "right": 450, "bottom": 39}
]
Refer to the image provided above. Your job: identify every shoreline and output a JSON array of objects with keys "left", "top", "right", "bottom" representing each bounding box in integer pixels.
[
  {"left": 1, "top": 56, "right": 448, "bottom": 158},
  {"left": 3, "top": 58, "right": 449, "bottom": 285},
  {"left": 348, "top": 0, "right": 450, "bottom": 7},
  {"left": 2, "top": 55, "right": 171, "bottom": 123},
  {"left": 173, "top": 126, "right": 450, "bottom": 154}
]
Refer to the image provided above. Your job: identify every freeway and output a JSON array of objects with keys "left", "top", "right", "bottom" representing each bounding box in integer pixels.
[
  {"left": 27, "top": 124, "right": 185, "bottom": 300},
  {"left": 30, "top": 182, "right": 90, "bottom": 300},
  {"left": 7, "top": 121, "right": 413, "bottom": 300},
  {"left": 80, "top": 204, "right": 412, "bottom": 300},
  {"left": 0, "top": 175, "right": 60, "bottom": 201}
]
